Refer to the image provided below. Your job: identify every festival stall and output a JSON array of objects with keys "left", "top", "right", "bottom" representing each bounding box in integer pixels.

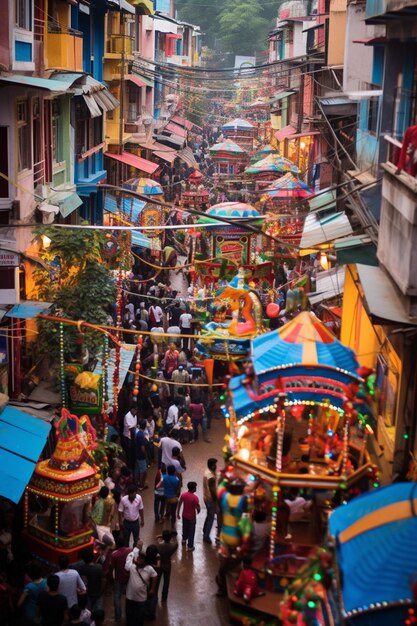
[
  {"left": 210, "top": 140, "right": 249, "bottom": 178},
  {"left": 280, "top": 482, "right": 417, "bottom": 626},
  {"left": 182, "top": 169, "right": 210, "bottom": 210},
  {"left": 23, "top": 408, "right": 100, "bottom": 563},
  {"left": 217, "top": 312, "right": 377, "bottom": 624},
  {"left": 222, "top": 118, "right": 257, "bottom": 152}
]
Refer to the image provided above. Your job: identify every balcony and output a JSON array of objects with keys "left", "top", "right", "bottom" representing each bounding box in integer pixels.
[
  {"left": 377, "top": 135, "right": 417, "bottom": 315},
  {"left": 105, "top": 34, "right": 134, "bottom": 57},
  {"left": 44, "top": 28, "right": 83, "bottom": 71}
]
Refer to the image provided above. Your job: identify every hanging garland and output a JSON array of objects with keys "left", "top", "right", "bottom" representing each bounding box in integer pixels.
[{"left": 59, "top": 322, "right": 66, "bottom": 407}]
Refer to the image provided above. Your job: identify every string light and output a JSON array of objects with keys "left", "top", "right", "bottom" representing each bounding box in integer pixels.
[{"left": 59, "top": 323, "right": 66, "bottom": 407}]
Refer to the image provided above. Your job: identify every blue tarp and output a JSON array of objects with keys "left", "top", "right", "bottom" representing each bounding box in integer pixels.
[
  {"left": 0, "top": 406, "right": 51, "bottom": 503},
  {"left": 5, "top": 301, "right": 52, "bottom": 319},
  {"left": 104, "top": 192, "right": 146, "bottom": 223},
  {"left": 329, "top": 483, "right": 417, "bottom": 614}
]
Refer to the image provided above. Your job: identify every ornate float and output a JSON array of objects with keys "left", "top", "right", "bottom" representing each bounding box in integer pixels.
[
  {"left": 23, "top": 408, "right": 99, "bottom": 563},
  {"left": 196, "top": 268, "right": 265, "bottom": 362}
]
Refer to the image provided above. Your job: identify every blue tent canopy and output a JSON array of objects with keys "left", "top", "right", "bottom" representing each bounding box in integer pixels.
[
  {"left": 104, "top": 192, "right": 146, "bottom": 223},
  {"left": 329, "top": 483, "right": 417, "bottom": 615},
  {"left": 0, "top": 406, "right": 51, "bottom": 503}
]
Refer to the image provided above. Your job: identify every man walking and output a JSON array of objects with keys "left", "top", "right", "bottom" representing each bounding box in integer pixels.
[
  {"left": 118, "top": 484, "right": 144, "bottom": 547},
  {"left": 124, "top": 551, "right": 157, "bottom": 626},
  {"left": 56, "top": 555, "right": 86, "bottom": 608},
  {"left": 107, "top": 535, "right": 131, "bottom": 623},
  {"left": 156, "top": 530, "right": 178, "bottom": 602},
  {"left": 135, "top": 420, "right": 148, "bottom": 491},
  {"left": 202, "top": 458, "right": 218, "bottom": 544},
  {"left": 177, "top": 481, "right": 200, "bottom": 551},
  {"left": 122, "top": 405, "right": 138, "bottom": 470}
]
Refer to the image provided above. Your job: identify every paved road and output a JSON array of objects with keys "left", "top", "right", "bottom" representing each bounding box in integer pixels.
[{"left": 104, "top": 414, "right": 230, "bottom": 625}]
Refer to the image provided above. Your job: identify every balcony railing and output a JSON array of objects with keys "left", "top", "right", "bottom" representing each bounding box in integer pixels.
[
  {"left": 33, "top": 160, "right": 45, "bottom": 187},
  {"left": 106, "top": 34, "right": 134, "bottom": 56}
]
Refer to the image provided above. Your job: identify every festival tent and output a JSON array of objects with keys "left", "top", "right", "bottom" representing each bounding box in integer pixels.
[{"left": 329, "top": 482, "right": 417, "bottom": 622}]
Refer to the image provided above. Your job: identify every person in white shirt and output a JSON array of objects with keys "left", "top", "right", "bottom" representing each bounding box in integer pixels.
[
  {"left": 165, "top": 400, "right": 179, "bottom": 433},
  {"left": 122, "top": 406, "right": 138, "bottom": 469},
  {"left": 159, "top": 434, "right": 183, "bottom": 470},
  {"left": 179, "top": 311, "right": 193, "bottom": 350},
  {"left": 118, "top": 484, "right": 144, "bottom": 547},
  {"left": 149, "top": 304, "right": 164, "bottom": 328},
  {"left": 56, "top": 555, "right": 86, "bottom": 607},
  {"left": 145, "top": 415, "right": 156, "bottom": 465},
  {"left": 125, "top": 550, "right": 157, "bottom": 626}
]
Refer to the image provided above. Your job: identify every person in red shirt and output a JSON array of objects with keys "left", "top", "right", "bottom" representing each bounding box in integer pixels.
[
  {"left": 107, "top": 535, "right": 133, "bottom": 623},
  {"left": 189, "top": 399, "right": 210, "bottom": 443},
  {"left": 177, "top": 482, "right": 200, "bottom": 551}
]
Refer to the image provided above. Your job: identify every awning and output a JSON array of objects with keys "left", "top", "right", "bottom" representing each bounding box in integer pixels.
[
  {"left": 352, "top": 36, "right": 388, "bottom": 45},
  {"left": 300, "top": 211, "right": 353, "bottom": 249},
  {"left": 177, "top": 146, "right": 199, "bottom": 168},
  {"left": 171, "top": 115, "right": 196, "bottom": 130},
  {"left": 93, "top": 89, "right": 119, "bottom": 112},
  {"left": 0, "top": 75, "right": 71, "bottom": 92},
  {"left": 275, "top": 125, "right": 296, "bottom": 141},
  {"left": 165, "top": 122, "right": 188, "bottom": 138},
  {"left": 132, "top": 230, "right": 152, "bottom": 249},
  {"left": 129, "top": 72, "right": 154, "bottom": 87},
  {"left": 271, "top": 90, "right": 296, "bottom": 102},
  {"left": 83, "top": 94, "right": 102, "bottom": 118},
  {"left": 308, "top": 189, "right": 336, "bottom": 212},
  {"left": 308, "top": 266, "right": 345, "bottom": 305},
  {"left": 154, "top": 134, "right": 185, "bottom": 149},
  {"left": 105, "top": 151, "right": 159, "bottom": 175},
  {"left": 290, "top": 130, "right": 320, "bottom": 139},
  {"left": 128, "top": 0, "right": 154, "bottom": 15},
  {"left": 0, "top": 405, "right": 51, "bottom": 503},
  {"left": 104, "top": 191, "right": 146, "bottom": 224},
  {"left": 320, "top": 97, "right": 358, "bottom": 115},
  {"left": 48, "top": 190, "right": 83, "bottom": 218},
  {"left": 154, "top": 150, "right": 177, "bottom": 163},
  {"left": 6, "top": 301, "right": 52, "bottom": 319},
  {"left": 126, "top": 74, "right": 149, "bottom": 89},
  {"left": 356, "top": 263, "right": 417, "bottom": 325},
  {"left": 154, "top": 17, "right": 178, "bottom": 34},
  {"left": 335, "top": 235, "right": 378, "bottom": 266}
]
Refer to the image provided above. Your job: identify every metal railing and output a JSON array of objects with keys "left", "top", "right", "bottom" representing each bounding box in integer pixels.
[{"left": 33, "top": 160, "right": 45, "bottom": 187}]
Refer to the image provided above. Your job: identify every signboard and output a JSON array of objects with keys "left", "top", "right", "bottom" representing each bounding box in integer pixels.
[
  {"left": 64, "top": 363, "right": 103, "bottom": 415},
  {"left": 0, "top": 251, "right": 19, "bottom": 267}
]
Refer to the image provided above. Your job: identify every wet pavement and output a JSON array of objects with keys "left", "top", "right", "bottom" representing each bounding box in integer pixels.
[{"left": 104, "top": 414, "right": 231, "bottom": 626}]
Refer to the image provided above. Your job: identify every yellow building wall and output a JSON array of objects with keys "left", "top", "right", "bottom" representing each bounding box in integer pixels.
[
  {"left": 341, "top": 265, "right": 379, "bottom": 368},
  {"left": 327, "top": 0, "right": 347, "bottom": 67}
]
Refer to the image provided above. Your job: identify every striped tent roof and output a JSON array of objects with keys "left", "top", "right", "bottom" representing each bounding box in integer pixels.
[
  {"left": 123, "top": 177, "right": 163, "bottom": 196},
  {"left": 209, "top": 140, "right": 246, "bottom": 154},
  {"left": 251, "top": 311, "right": 360, "bottom": 377},
  {"left": 222, "top": 117, "right": 255, "bottom": 130}
]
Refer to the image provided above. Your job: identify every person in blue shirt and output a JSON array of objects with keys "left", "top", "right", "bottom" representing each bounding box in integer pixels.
[
  {"left": 157, "top": 465, "right": 180, "bottom": 527},
  {"left": 17, "top": 561, "right": 47, "bottom": 626}
]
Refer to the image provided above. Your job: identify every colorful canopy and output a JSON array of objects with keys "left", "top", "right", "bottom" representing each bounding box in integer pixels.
[
  {"left": 251, "top": 311, "right": 360, "bottom": 377},
  {"left": 188, "top": 169, "right": 204, "bottom": 183},
  {"left": 329, "top": 483, "right": 417, "bottom": 616},
  {"left": 263, "top": 173, "right": 312, "bottom": 198},
  {"left": 198, "top": 202, "right": 262, "bottom": 228},
  {"left": 209, "top": 140, "right": 246, "bottom": 154},
  {"left": 123, "top": 177, "right": 163, "bottom": 196},
  {"left": 245, "top": 153, "right": 299, "bottom": 175},
  {"left": 222, "top": 118, "right": 255, "bottom": 130}
]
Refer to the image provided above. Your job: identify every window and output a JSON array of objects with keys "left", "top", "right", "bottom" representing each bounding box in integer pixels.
[
  {"left": 15, "top": 0, "right": 31, "bottom": 30},
  {"left": 51, "top": 99, "right": 63, "bottom": 163},
  {"left": 75, "top": 99, "right": 103, "bottom": 155},
  {"left": 17, "top": 99, "right": 30, "bottom": 171},
  {"left": 368, "top": 98, "right": 379, "bottom": 135}
]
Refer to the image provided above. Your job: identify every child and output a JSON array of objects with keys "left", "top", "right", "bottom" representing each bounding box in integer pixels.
[
  {"left": 90, "top": 609, "right": 105, "bottom": 626},
  {"left": 233, "top": 556, "right": 265, "bottom": 604},
  {"left": 177, "top": 481, "right": 200, "bottom": 551},
  {"left": 78, "top": 594, "right": 91, "bottom": 624}
]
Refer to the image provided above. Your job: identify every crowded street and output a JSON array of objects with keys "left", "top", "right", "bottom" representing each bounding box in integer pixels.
[{"left": 1, "top": 0, "right": 417, "bottom": 625}]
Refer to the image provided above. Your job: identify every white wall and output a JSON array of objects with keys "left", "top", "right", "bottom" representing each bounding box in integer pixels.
[{"left": 343, "top": 3, "right": 382, "bottom": 92}]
